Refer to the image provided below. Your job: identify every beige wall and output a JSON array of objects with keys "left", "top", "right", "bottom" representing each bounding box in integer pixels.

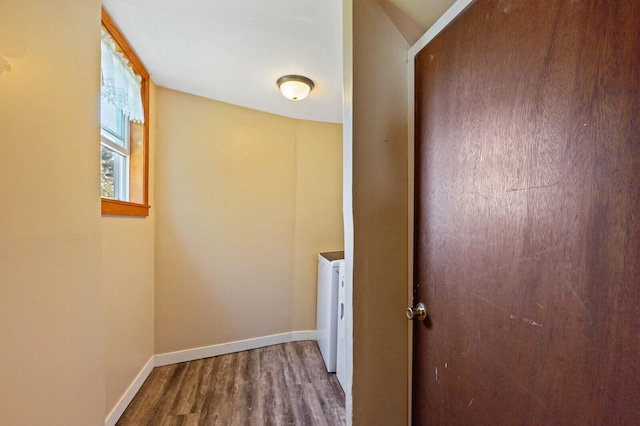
[
  {"left": 351, "top": 0, "right": 410, "bottom": 424},
  {"left": 154, "top": 88, "right": 343, "bottom": 354},
  {"left": 103, "top": 82, "right": 157, "bottom": 417},
  {"left": 0, "top": 0, "right": 106, "bottom": 425}
]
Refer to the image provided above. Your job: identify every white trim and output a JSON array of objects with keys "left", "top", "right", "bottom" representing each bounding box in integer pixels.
[
  {"left": 105, "top": 356, "right": 154, "bottom": 426},
  {"left": 342, "top": 1, "right": 354, "bottom": 424},
  {"left": 105, "top": 331, "right": 318, "bottom": 425},
  {"left": 154, "top": 331, "right": 318, "bottom": 367},
  {"left": 408, "top": 0, "right": 475, "bottom": 59},
  {"left": 406, "top": 55, "right": 415, "bottom": 426}
]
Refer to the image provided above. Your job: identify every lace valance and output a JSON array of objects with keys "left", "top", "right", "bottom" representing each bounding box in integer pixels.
[{"left": 100, "top": 29, "right": 144, "bottom": 123}]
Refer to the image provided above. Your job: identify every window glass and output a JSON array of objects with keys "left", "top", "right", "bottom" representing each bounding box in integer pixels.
[
  {"left": 100, "top": 98, "right": 130, "bottom": 200},
  {"left": 100, "top": 145, "right": 129, "bottom": 200},
  {"left": 100, "top": 97, "right": 127, "bottom": 148}
]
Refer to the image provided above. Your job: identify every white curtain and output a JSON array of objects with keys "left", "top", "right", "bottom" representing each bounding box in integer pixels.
[{"left": 100, "top": 29, "right": 144, "bottom": 123}]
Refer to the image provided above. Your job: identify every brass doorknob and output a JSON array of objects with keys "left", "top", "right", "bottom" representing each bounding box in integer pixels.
[{"left": 406, "top": 303, "right": 428, "bottom": 321}]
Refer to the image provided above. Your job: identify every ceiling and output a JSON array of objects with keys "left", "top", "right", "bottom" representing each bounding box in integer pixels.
[{"left": 102, "top": 0, "right": 456, "bottom": 124}]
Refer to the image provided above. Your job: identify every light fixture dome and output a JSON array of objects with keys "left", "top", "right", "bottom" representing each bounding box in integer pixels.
[{"left": 277, "top": 75, "right": 314, "bottom": 101}]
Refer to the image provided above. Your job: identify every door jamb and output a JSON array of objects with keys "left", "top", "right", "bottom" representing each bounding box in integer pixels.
[{"left": 406, "top": 54, "right": 415, "bottom": 426}]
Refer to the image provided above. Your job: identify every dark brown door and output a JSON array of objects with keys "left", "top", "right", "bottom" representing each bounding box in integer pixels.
[{"left": 412, "top": 1, "right": 640, "bottom": 424}]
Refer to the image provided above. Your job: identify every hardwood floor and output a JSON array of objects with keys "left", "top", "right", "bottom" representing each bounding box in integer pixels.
[{"left": 116, "top": 341, "right": 345, "bottom": 426}]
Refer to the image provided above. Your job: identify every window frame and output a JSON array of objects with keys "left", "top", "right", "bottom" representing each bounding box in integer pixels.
[{"left": 101, "top": 8, "right": 150, "bottom": 217}]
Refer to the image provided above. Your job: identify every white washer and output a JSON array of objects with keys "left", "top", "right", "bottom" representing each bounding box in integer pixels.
[
  {"left": 316, "top": 251, "right": 343, "bottom": 372},
  {"left": 336, "top": 260, "right": 347, "bottom": 390}
]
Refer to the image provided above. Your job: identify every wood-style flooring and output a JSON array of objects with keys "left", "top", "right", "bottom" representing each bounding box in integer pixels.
[{"left": 116, "top": 340, "right": 345, "bottom": 426}]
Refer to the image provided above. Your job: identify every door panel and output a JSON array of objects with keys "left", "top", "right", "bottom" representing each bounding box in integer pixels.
[{"left": 413, "top": 1, "right": 640, "bottom": 424}]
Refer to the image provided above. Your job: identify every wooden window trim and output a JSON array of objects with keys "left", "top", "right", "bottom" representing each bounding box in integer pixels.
[{"left": 101, "top": 8, "right": 150, "bottom": 217}]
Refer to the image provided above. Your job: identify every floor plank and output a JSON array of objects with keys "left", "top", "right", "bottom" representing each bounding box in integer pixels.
[{"left": 116, "top": 341, "right": 345, "bottom": 426}]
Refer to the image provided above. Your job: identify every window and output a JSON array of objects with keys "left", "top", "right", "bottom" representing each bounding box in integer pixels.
[
  {"left": 100, "top": 8, "right": 150, "bottom": 216},
  {"left": 100, "top": 98, "right": 129, "bottom": 200}
]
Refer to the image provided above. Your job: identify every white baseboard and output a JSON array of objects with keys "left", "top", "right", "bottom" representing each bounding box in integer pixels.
[
  {"left": 105, "top": 331, "right": 317, "bottom": 425},
  {"left": 154, "top": 330, "right": 317, "bottom": 367},
  {"left": 105, "top": 355, "right": 154, "bottom": 426}
]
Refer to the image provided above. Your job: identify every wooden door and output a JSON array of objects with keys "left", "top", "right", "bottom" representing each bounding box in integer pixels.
[{"left": 412, "top": 1, "right": 640, "bottom": 424}]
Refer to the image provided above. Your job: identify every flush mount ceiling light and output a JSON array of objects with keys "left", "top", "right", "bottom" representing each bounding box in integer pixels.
[{"left": 277, "top": 75, "right": 314, "bottom": 101}]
